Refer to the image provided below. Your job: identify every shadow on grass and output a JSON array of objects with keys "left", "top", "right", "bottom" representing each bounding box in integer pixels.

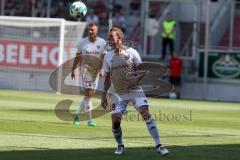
[{"left": 0, "top": 144, "right": 239, "bottom": 160}]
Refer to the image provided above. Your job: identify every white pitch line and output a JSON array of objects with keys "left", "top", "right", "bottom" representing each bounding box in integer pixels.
[{"left": 0, "top": 132, "right": 153, "bottom": 145}]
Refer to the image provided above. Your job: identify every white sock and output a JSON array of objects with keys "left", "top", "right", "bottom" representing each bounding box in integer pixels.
[
  {"left": 75, "top": 99, "right": 85, "bottom": 115},
  {"left": 83, "top": 96, "right": 93, "bottom": 122},
  {"left": 112, "top": 127, "right": 123, "bottom": 146},
  {"left": 146, "top": 117, "right": 160, "bottom": 146},
  {"left": 76, "top": 96, "right": 93, "bottom": 122},
  {"left": 86, "top": 101, "right": 93, "bottom": 122}
]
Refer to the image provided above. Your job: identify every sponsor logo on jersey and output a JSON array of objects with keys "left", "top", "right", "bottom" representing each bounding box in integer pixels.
[
  {"left": 111, "top": 103, "right": 116, "bottom": 111},
  {"left": 85, "top": 51, "right": 100, "bottom": 55}
]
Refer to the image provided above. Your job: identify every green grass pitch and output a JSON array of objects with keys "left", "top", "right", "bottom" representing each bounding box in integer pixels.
[{"left": 0, "top": 90, "right": 240, "bottom": 160}]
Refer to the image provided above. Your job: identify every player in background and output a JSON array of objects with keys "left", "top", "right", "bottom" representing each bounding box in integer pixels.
[
  {"left": 101, "top": 27, "right": 169, "bottom": 155},
  {"left": 71, "top": 23, "right": 106, "bottom": 127}
]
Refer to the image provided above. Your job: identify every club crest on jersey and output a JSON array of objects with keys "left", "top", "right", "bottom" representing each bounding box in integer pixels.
[
  {"left": 97, "top": 45, "right": 100, "bottom": 49},
  {"left": 124, "top": 55, "right": 130, "bottom": 60},
  {"left": 111, "top": 103, "right": 116, "bottom": 111}
]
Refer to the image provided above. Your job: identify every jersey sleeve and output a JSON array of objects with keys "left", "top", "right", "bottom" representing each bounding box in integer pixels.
[
  {"left": 132, "top": 49, "right": 142, "bottom": 65},
  {"left": 103, "top": 53, "right": 110, "bottom": 72},
  {"left": 76, "top": 39, "right": 82, "bottom": 53},
  {"left": 101, "top": 39, "right": 107, "bottom": 55}
]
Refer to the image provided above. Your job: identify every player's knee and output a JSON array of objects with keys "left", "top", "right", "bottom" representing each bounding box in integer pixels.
[
  {"left": 139, "top": 107, "right": 150, "bottom": 121},
  {"left": 112, "top": 121, "right": 121, "bottom": 130},
  {"left": 83, "top": 96, "right": 91, "bottom": 102},
  {"left": 85, "top": 105, "right": 92, "bottom": 112},
  {"left": 112, "top": 114, "right": 122, "bottom": 129}
]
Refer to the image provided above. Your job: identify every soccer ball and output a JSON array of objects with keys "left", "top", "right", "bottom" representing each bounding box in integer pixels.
[{"left": 69, "top": 1, "right": 87, "bottom": 18}]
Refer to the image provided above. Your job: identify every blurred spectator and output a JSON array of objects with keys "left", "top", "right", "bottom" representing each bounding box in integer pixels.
[
  {"left": 93, "top": 0, "right": 107, "bottom": 23},
  {"left": 113, "top": 5, "right": 126, "bottom": 33},
  {"left": 34, "top": 1, "right": 46, "bottom": 17},
  {"left": 15, "top": 0, "right": 31, "bottom": 16},
  {"left": 161, "top": 12, "right": 176, "bottom": 60},
  {"left": 5, "top": 0, "right": 15, "bottom": 16},
  {"left": 57, "top": 2, "right": 65, "bottom": 18},
  {"left": 169, "top": 53, "right": 183, "bottom": 99},
  {"left": 129, "top": 0, "right": 140, "bottom": 15},
  {"left": 50, "top": 5, "right": 58, "bottom": 18},
  {"left": 1, "top": 0, "right": 107, "bottom": 22},
  {"left": 86, "top": 9, "right": 99, "bottom": 25}
]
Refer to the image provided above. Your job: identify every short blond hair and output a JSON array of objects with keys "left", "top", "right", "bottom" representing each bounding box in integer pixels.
[
  {"left": 110, "top": 27, "right": 124, "bottom": 41},
  {"left": 87, "top": 22, "right": 98, "bottom": 28}
]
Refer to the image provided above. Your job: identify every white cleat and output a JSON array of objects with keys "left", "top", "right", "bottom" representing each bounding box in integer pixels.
[
  {"left": 156, "top": 144, "right": 169, "bottom": 156},
  {"left": 114, "top": 145, "right": 124, "bottom": 155}
]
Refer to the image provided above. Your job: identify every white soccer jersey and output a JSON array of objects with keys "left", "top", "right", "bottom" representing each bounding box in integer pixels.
[
  {"left": 103, "top": 47, "right": 148, "bottom": 114},
  {"left": 77, "top": 37, "right": 106, "bottom": 55},
  {"left": 103, "top": 47, "right": 143, "bottom": 94},
  {"left": 77, "top": 37, "right": 106, "bottom": 83}
]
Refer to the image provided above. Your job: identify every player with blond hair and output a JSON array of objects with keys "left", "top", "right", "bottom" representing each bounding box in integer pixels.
[{"left": 101, "top": 27, "right": 169, "bottom": 155}]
